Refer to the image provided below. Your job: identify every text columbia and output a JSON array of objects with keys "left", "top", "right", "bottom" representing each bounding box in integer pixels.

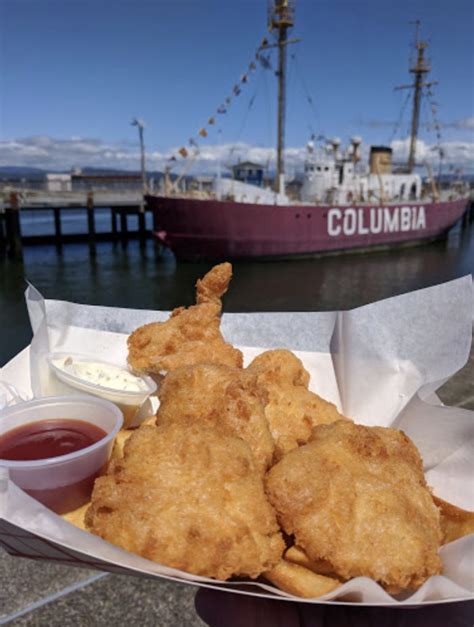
[{"left": 327, "top": 206, "right": 427, "bottom": 237}]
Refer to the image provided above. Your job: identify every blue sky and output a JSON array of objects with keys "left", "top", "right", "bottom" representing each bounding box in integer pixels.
[{"left": 1, "top": 0, "right": 473, "bottom": 172}]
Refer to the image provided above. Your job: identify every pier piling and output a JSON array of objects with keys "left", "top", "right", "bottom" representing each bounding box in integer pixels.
[
  {"left": 5, "top": 192, "right": 23, "bottom": 260},
  {"left": 0, "top": 210, "right": 5, "bottom": 256},
  {"left": 111, "top": 208, "right": 118, "bottom": 241},
  {"left": 138, "top": 205, "right": 146, "bottom": 249},
  {"left": 53, "top": 207, "right": 63, "bottom": 252},
  {"left": 120, "top": 207, "right": 128, "bottom": 247},
  {"left": 86, "top": 192, "right": 96, "bottom": 256}
]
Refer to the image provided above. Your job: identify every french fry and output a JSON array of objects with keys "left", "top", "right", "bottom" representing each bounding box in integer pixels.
[
  {"left": 433, "top": 495, "right": 474, "bottom": 544},
  {"left": 63, "top": 502, "right": 89, "bottom": 530},
  {"left": 284, "top": 545, "right": 339, "bottom": 577},
  {"left": 263, "top": 559, "right": 341, "bottom": 598},
  {"left": 111, "top": 428, "right": 134, "bottom": 461}
]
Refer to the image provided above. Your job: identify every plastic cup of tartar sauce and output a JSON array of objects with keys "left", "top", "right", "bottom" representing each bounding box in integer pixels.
[{"left": 47, "top": 353, "right": 157, "bottom": 428}]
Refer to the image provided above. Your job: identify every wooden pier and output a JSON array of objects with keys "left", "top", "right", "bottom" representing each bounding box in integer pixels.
[{"left": 0, "top": 189, "right": 152, "bottom": 259}]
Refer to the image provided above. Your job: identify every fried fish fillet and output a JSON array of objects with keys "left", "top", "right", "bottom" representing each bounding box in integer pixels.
[
  {"left": 127, "top": 263, "right": 243, "bottom": 377},
  {"left": 156, "top": 363, "right": 275, "bottom": 474},
  {"left": 86, "top": 423, "right": 284, "bottom": 580},
  {"left": 247, "top": 349, "right": 347, "bottom": 459},
  {"left": 265, "top": 421, "right": 443, "bottom": 593}
]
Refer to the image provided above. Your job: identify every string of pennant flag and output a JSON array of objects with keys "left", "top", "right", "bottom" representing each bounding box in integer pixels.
[
  {"left": 169, "top": 37, "right": 272, "bottom": 162},
  {"left": 425, "top": 86, "right": 444, "bottom": 162}
]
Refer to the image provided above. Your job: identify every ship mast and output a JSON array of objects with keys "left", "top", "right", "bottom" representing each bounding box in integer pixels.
[
  {"left": 396, "top": 21, "right": 437, "bottom": 173},
  {"left": 268, "top": 1, "right": 295, "bottom": 194}
]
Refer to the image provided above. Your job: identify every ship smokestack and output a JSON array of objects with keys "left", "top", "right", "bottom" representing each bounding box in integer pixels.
[{"left": 369, "top": 146, "right": 392, "bottom": 175}]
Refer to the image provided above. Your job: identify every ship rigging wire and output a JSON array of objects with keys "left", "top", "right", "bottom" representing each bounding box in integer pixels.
[
  {"left": 234, "top": 66, "right": 264, "bottom": 146},
  {"left": 225, "top": 56, "right": 275, "bottom": 168},
  {"left": 389, "top": 91, "right": 412, "bottom": 145},
  {"left": 424, "top": 85, "right": 444, "bottom": 177},
  {"left": 291, "top": 52, "right": 320, "bottom": 140}
]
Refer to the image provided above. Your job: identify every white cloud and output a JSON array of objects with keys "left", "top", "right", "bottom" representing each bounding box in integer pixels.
[
  {"left": 1, "top": 135, "right": 473, "bottom": 174},
  {"left": 0, "top": 136, "right": 145, "bottom": 171},
  {"left": 390, "top": 137, "right": 474, "bottom": 171}
]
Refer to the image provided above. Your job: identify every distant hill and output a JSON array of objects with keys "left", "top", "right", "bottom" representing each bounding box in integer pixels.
[{"left": 0, "top": 166, "right": 47, "bottom": 177}]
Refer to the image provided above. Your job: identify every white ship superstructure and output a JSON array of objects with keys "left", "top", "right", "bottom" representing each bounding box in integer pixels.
[{"left": 301, "top": 138, "right": 421, "bottom": 204}]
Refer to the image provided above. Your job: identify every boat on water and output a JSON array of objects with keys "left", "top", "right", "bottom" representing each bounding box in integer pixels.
[{"left": 147, "top": 1, "right": 470, "bottom": 260}]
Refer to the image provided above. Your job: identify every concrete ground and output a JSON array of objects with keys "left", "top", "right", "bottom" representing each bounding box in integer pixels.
[{"left": 1, "top": 341, "right": 473, "bottom": 626}]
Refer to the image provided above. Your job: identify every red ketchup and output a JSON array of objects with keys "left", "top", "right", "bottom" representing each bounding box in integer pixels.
[{"left": 0, "top": 419, "right": 107, "bottom": 514}]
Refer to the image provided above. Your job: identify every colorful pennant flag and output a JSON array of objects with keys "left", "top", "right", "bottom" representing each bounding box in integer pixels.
[
  {"left": 208, "top": 117, "right": 216, "bottom": 125},
  {"left": 259, "top": 55, "right": 271, "bottom": 70},
  {"left": 198, "top": 128, "right": 208, "bottom": 138},
  {"left": 179, "top": 147, "right": 188, "bottom": 158}
]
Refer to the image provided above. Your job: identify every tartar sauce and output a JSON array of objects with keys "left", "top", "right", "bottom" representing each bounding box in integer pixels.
[{"left": 55, "top": 357, "right": 148, "bottom": 392}]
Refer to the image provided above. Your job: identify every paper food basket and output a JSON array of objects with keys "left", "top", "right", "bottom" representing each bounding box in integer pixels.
[{"left": 0, "top": 277, "right": 473, "bottom": 607}]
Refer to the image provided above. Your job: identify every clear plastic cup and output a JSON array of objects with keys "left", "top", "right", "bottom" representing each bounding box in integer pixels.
[
  {"left": 47, "top": 353, "right": 157, "bottom": 428},
  {"left": 0, "top": 395, "right": 123, "bottom": 514}
]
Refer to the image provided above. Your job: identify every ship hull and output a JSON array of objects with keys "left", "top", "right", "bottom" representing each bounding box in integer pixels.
[{"left": 147, "top": 195, "right": 469, "bottom": 260}]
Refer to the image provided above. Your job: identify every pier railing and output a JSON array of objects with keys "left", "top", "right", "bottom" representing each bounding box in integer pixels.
[{"left": 0, "top": 188, "right": 144, "bottom": 209}]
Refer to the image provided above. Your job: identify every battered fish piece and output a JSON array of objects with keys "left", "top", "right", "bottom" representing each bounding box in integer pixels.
[
  {"left": 247, "top": 349, "right": 347, "bottom": 459},
  {"left": 86, "top": 423, "right": 284, "bottom": 580},
  {"left": 157, "top": 364, "right": 274, "bottom": 474},
  {"left": 265, "top": 421, "right": 443, "bottom": 594},
  {"left": 127, "top": 263, "right": 242, "bottom": 377}
]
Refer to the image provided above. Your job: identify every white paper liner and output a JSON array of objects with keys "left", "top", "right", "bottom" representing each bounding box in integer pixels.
[{"left": 0, "top": 276, "right": 473, "bottom": 606}]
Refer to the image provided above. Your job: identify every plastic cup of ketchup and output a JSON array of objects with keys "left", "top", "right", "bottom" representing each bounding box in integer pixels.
[{"left": 0, "top": 395, "right": 123, "bottom": 515}]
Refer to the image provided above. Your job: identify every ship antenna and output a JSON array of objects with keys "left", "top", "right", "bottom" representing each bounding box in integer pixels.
[
  {"left": 395, "top": 20, "right": 437, "bottom": 173},
  {"left": 267, "top": 1, "right": 296, "bottom": 193}
]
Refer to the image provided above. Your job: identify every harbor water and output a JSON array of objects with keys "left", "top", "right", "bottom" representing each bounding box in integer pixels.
[{"left": 1, "top": 217, "right": 473, "bottom": 365}]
